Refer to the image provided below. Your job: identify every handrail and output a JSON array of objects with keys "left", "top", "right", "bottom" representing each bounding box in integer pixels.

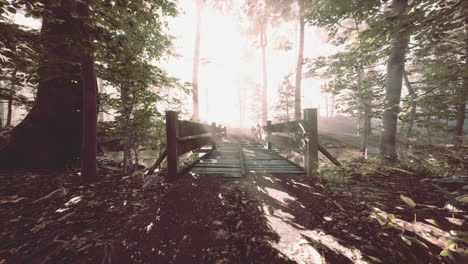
[
  {"left": 262, "top": 108, "right": 341, "bottom": 176},
  {"left": 165, "top": 111, "right": 226, "bottom": 181}
]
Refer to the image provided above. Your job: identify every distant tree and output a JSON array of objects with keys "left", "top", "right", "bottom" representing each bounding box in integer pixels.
[
  {"left": 379, "top": 0, "right": 410, "bottom": 161},
  {"left": 192, "top": 0, "right": 201, "bottom": 121},
  {"left": 406, "top": 0, "right": 467, "bottom": 145},
  {"left": 191, "top": 0, "right": 232, "bottom": 121},
  {"left": 243, "top": 0, "right": 270, "bottom": 125},
  {"left": 294, "top": 0, "right": 305, "bottom": 120},
  {"left": 273, "top": 74, "right": 295, "bottom": 122}
]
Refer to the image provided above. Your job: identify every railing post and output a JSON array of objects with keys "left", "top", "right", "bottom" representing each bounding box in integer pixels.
[
  {"left": 304, "top": 108, "right": 318, "bottom": 176},
  {"left": 211, "top": 122, "right": 217, "bottom": 150},
  {"left": 266, "top": 120, "right": 272, "bottom": 150},
  {"left": 166, "top": 111, "right": 179, "bottom": 181}
]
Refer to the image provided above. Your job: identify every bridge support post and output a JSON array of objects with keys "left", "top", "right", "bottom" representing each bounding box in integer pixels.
[
  {"left": 166, "top": 111, "right": 179, "bottom": 181},
  {"left": 304, "top": 108, "right": 318, "bottom": 176},
  {"left": 211, "top": 122, "right": 217, "bottom": 150},
  {"left": 266, "top": 120, "right": 272, "bottom": 150}
]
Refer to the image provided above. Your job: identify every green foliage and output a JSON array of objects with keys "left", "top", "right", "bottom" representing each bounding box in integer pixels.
[
  {"left": 317, "top": 164, "right": 352, "bottom": 187},
  {"left": 273, "top": 74, "right": 295, "bottom": 122},
  {"left": 397, "top": 153, "right": 451, "bottom": 178}
]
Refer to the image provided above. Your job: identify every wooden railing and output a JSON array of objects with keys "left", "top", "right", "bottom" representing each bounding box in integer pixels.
[
  {"left": 263, "top": 108, "right": 341, "bottom": 176},
  {"left": 147, "top": 111, "right": 226, "bottom": 180}
]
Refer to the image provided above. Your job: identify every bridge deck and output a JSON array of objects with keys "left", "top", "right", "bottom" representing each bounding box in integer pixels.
[{"left": 189, "top": 139, "right": 304, "bottom": 177}]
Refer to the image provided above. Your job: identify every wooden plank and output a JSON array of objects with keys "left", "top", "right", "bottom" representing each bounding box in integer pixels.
[
  {"left": 193, "top": 163, "right": 239, "bottom": 168},
  {"left": 318, "top": 143, "right": 342, "bottom": 167},
  {"left": 304, "top": 108, "right": 318, "bottom": 175},
  {"left": 239, "top": 147, "right": 246, "bottom": 176},
  {"left": 178, "top": 120, "right": 213, "bottom": 138},
  {"left": 266, "top": 134, "right": 304, "bottom": 153},
  {"left": 178, "top": 135, "right": 219, "bottom": 155},
  {"left": 166, "top": 111, "right": 179, "bottom": 181},
  {"left": 211, "top": 122, "right": 217, "bottom": 150},
  {"left": 191, "top": 168, "right": 241, "bottom": 173},
  {"left": 146, "top": 148, "right": 167, "bottom": 175},
  {"left": 264, "top": 120, "right": 305, "bottom": 133},
  {"left": 266, "top": 120, "right": 272, "bottom": 150}
]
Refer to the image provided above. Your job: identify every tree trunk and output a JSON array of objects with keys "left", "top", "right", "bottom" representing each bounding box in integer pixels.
[
  {"left": 453, "top": 2, "right": 468, "bottom": 145},
  {"left": 0, "top": 100, "right": 3, "bottom": 128},
  {"left": 426, "top": 116, "right": 432, "bottom": 144},
  {"left": 121, "top": 85, "right": 131, "bottom": 174},
  {"left": 261, "top": 25, "right": 268, "bottom": 125},
  {"left": 78, "top": 0, "right": 97, "bottom": 182},
  {"left": 325, "top": 93, "right": 329, "bottom": 118},
  {"left": 362, "top": 110, "right": 371, "bottom": 158},
  {"left": 379, "top": 0, "right": 410, "bottom": 161},
  {"left": 294, "top": 0, "right": 305, "bottom": 121},
  {"left": 133, "top": 145, "right": 139, "bottom": 170},
  {"left": 403, "top": 70, "right": 417, "bottom": 138},
  {"left": 80, "top": 53, "right": 98, "bottom": 182},
  {"left": 0, "top": 0, "right": 83, "bottom": 169},
  {"left": 192, "top": 0, "right": 201, "bottom": 121},
  {"left": 6, "top": 96, "right": 12, "bottom": 127},
  {"left": 331, "top": 94, "right": 335, "bottom": 118},
  {"left": 97, "top": 78, "right": 104, "bottom": 122}
]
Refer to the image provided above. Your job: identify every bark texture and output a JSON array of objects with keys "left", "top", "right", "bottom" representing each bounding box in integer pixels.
[
  {"left": 379, "top": 0, "right": 410, "bottom": 160},
  {"left": 0, "top": 1, "right": 83, "bottom": 168},
  {"left": 80, "top": 54, "right": 97, "bottom": 181},
  {"left": 79, "top": 1, "right": 97, "bottom": 182}
]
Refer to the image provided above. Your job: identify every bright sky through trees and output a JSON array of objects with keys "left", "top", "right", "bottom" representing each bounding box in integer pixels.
[
  {"left": 12, "top": 0, "right": 336, "bottom": 128},
  {"left": 164, "top": 0, "right": 335, "bottom": 127}
]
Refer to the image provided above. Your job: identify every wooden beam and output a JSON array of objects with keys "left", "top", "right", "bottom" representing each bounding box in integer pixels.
[
  {"left": 166, "top": 111, "right": 179, "bottom": 181},
  {"left": 178, "top": 135, "right": 219, "bottom": 155},
  {"left": 266, "top": 120, "right": 272, "bottom": 150},
  {"left": 211, "top": 122, "right": 217, "bottom": 150},
  {"left": 266, "top": 134, "right": 303, "bottom": 153},
  {"left": 264, "top": 120, "right": 305, "bottom": 133},
  {"left": 178, "top": 120, "right": 213, "bottom": 138},
  {"left": 318, "top": 144, "right": 342, "bottom": 167},
  {"left": 304, "top": 108, "right": 318, "bottom": 176},
  {"left": 146, "top": 148, "right": 167, "bottom": 175}
]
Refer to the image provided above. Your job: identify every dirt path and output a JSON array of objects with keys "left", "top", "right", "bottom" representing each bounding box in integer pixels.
[{"left": 121, "top": 167, "right": 463, "bottom": 264}]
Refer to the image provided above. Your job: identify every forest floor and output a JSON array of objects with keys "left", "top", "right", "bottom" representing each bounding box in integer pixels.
[{"left": 1, "top": 145, "right": 467, "bottom": 264}]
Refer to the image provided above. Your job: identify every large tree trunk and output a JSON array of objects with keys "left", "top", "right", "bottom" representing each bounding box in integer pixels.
[
  {"left": 192, "top": 0, "right": 201, "bottom": 121},
  {"left": 80, "top": 53, "right": 98, "bottom": 181},
  {"left": 453, "top": 2, "right": 468, "bottom": 145},
  {"left": 0, "top": 1, "right": 83, "bottom": 169},
  {"left": 261, "top": 25, "right": 268, "bottom": 125},
  {"left": 79, "top": 1, "right": 98, "bottom": 182},
  {"left": 294, "top": 0, "right": 305, "bottom": 121},
  {"left": 379, "top": 0, "right": 410, "bottom": 161}
]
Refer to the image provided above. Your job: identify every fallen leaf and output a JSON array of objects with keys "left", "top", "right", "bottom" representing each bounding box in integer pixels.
[{"left": 212, "top": 220, "right": 223, "bottom": 225}]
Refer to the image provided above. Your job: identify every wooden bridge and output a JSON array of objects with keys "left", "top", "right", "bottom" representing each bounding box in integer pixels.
[{"left": 148, "top": 108, "right": 340, "bottom": 180}]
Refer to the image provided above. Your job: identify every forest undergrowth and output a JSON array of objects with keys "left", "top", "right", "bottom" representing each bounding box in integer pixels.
[{"left": 0, "top": 145, "right": 467, "bottom": 264}]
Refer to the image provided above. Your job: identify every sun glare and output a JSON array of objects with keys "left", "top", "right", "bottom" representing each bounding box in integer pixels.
[{"left": 164, "top": 0, "right": 334, "bottom": 128}]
